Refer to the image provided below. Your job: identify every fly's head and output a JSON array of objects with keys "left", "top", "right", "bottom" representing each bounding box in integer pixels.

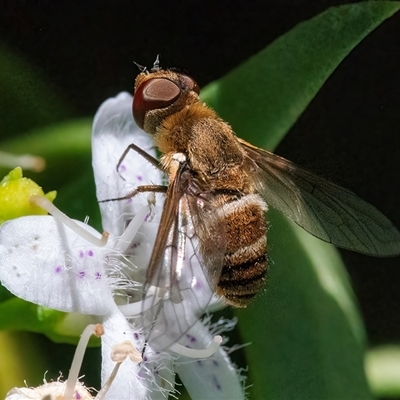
[{"left": 133, "top": 69, "right": 200, "bottom": 136}]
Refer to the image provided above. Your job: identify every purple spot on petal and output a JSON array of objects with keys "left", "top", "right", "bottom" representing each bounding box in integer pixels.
[
  {"left": 95, "top": 272, "right": 101, "bottom": 280},
  {"left": 78, "top": 271, "right": 85, "bottom": 278},
  {"left": 119, "top": 164, "right": 127, "bottom": 172},
  {"left": 75, "top": 392, "right": 82, "bottom": 399},
  {"left": 130, "top": 242, "right": 140, "bottom": 249},
  {"left": 144, "top": 213, "right": 150, "bottom": 222},
  {"left": 137, "top": 175, "right": 143, "bottom": 181},
  {"left": 134, "top": 333, "right": 139, "bottom": 340},
  {"left": 186, "top": 334, "right": 197, "bottom": 343},
  {"left": 143, "top": 356, "right": 148, "bottom": 362},
  {"left": 79, "top": 250, "right": 84, "bottom": 258},
  {"left": 212, "top": 375, "right": 222, "bottom": 391},
  {"left": 87, "top": 250, "right": 94, "bottom": 257},
  {"left": 194, "top": 280, "right": 202, "bottom": 290},
  {"left": 55, "top": 266, "right": 62, "bottom": 273}
]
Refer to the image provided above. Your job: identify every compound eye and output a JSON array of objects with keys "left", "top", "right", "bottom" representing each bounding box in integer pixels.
[
  {"left": 133, "top": 78, "right": 180, "bottom": 129},
  {"left": 180, "top": 74, "right": 200, "bottom": 94}
]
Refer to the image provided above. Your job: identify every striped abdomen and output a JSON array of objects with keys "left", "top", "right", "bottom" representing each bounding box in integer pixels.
[{"left": 216, "top": 193, "right": 268, "bottom": 307}]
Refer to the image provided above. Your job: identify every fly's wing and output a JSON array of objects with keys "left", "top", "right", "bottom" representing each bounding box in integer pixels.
[
  {"left": 239, "top": 139, "right": 400, "bottom": 257},
  {"left": 142, "top": 165, "right": 226, "bottom": 351}
]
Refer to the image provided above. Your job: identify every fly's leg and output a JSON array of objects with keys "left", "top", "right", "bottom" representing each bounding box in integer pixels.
[
  {"left": 100, "top": 142, "right": 168, "bottom": 202},
  {"left": 117, "top": 142, "right": 163, "bottom": 180},
  {"left": 99, "top": 185, "right": 167, "bottom": 203}
]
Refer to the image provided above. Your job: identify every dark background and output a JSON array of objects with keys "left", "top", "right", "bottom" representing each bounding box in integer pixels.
[{"left": 1, "top": 0, "right": 399, "bottom": 368}]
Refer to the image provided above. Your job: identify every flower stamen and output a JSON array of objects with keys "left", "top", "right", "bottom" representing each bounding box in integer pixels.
[
  {"left": 169, "top": 335, "right": 223, "bottom": 359},
  {"left": 95, "top": 341, "right": 142, "bottom": 400},
  {"left": 63, "top": 324, "right": 104, "bottom": 400},
  {"left": 29, "top": 195, "right": 109, "bottom": 246},
  {"left": 118, "top": 293, "right": 163, "bottom": 316},
  {"left": 115, "top": 199, "right": 154, "bottom": 253},
  {"left": 0, "top": 150, "right": 46, "bottom": 172}
]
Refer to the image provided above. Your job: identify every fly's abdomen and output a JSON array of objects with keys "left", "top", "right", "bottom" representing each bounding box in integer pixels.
[{"left": 216, "top": 194, "right": 268, "bottom": 307}]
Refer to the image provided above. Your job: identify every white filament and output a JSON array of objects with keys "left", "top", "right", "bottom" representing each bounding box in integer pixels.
[
  {"left": 95, "top": 362, "right": 122, "bottom": 400},
  {"left": 169, "top": 335, "right": 223, "bottom": 359},
  {"left": 63, "top": 324, "right": 104, "bottom": 400},
  {"left": 30, "top": 195, "right": 109, "bottom": 247},
  {"left": 0, "top": 150, "right": 46, "bottom": 172},
  {"left": 118, "top": 294, "right": 163, "bottom": 316},
  {"left": 115, "top": 205, "right": 151, "bottom": 253}
]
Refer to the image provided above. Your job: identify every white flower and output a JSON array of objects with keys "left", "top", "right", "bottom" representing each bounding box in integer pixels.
[
  {"left": 0, "top": 93, "right": 245, "bottom": 399},
  {"left": 6, "top": 381, "right": 93, "bottom": 400}
]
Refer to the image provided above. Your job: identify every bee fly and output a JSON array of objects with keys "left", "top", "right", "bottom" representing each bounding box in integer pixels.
[{"left": 114, "top": 59, "right": 400, "bottom": 348}]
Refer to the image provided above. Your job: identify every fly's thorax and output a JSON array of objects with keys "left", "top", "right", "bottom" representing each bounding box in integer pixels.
[
  {"left": 155, "top": 102, "right": 218, "bottom": 154},
  {"left": 156, "top": 102, "right": 250, "bottom": 191},
  {"left": 185, "top": 115, "right": 245, "bottom": 174}
]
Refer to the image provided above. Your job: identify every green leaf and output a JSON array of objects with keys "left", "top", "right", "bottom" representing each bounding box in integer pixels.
[
  {"left": 0, "top": 119, "right": 93, "bottom": 196},
  {"left": 0, "top": 297, "right": 99, "bottom": 346},
  {"left": 365, "top": 345, "right": 400, "bottom": 398},
  {"left": 0, "top": 118, "right": 101, "bottom": 225},
  {"left": 0, "top": 41, "right": 71, "bottom": 137},
  {"left": 0, "top": 331, "right": 48, "bottom": 399},
  {"left": 0, "top": 286, "right": 14, "bottom": 303},
  {"left": 236, "top": 210, "right": 371, "bottom": 399},
  {"left": 201, "top": 1, "right": 400, "bottom": 151},
  {"left": 55, "top": 169, "right": 101, "bottom": 228},
  {"left": 0, "top": 297, "right": 65, "bottom": 334}
]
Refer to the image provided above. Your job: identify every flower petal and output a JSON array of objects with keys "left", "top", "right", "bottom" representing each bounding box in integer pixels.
[
  {"left": 101, "top": 307, "right": 147, "bottom": 400},
  {"left": 175, "top": 321, "right": 245, "bottom": 400},
  {"left": 0, "top": 216, "right": 114, "bottom": 314},
  {"left": 91, "top": 92, "right": 163, "bottom": 235},
  {"left": 102, "top": 305, "right": 179, "bottom": 400},
  {"left": 6, "top": 381, "right": 93, "bottom": 400}
]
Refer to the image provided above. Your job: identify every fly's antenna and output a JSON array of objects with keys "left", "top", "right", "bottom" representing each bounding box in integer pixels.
[
  {"left": 151, "top": 54, "right": 161, "bottom": 72},
  {"left": 133, "top": 61, "right": 148, "bottom": 74},
  {"left": 133, "top": 55, "right": 161, "bottom": 74}
]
